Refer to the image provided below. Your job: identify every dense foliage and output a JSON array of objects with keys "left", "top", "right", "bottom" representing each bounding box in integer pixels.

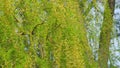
[
  {"left": 0, "top": 0, "right": 118, "bottom": 68},
  {"left": 0, "top": 0, "right": 98, "bottom": 68}
]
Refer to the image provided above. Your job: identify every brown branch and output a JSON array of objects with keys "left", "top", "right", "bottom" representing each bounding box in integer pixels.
[{"left": 31, "top": 22, "right": 44, "bottom": 35}]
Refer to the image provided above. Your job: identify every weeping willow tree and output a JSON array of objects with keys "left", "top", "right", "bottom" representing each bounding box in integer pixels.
[
  {"left": 98, "top": 0, "right": 115, "bottom": 68},
  {"left": 0, "top": 0, "right": 98, "bottom": 68}
]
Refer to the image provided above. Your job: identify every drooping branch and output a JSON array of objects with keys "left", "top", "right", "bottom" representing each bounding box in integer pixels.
[{"left": 98, "top": 0, "right": 115, "bottom": 68}]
